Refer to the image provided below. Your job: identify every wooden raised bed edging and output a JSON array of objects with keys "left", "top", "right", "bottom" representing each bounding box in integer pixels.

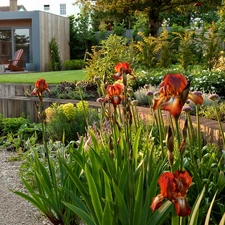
[
  {"left": 0, "top": 95, "right": 224, "bottom": 148},
  {"left": 136, "top": 106, "right": 225, "bottom": 149},
  {"left": 0, "top": 84, "right": 223, "bottom": 148}
]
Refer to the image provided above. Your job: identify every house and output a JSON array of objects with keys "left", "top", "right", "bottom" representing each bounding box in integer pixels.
[
  {"left": 0, "top": 0, "right": 72, "bottom": 72},
  {"left": 0, "top": 0, "right": 80, "bottom": 17}
]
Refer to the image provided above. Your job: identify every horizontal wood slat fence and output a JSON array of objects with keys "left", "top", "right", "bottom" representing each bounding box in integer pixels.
[{"left": 0, "top": 84, "right": 224, "bottom": 148}]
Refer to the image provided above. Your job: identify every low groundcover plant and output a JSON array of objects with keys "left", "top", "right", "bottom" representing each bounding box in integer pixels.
[{"left": 12, "top": 64, "right": 225, "bottom": 225}]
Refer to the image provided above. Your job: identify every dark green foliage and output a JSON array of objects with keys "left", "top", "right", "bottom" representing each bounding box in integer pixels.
[
  {"left": 62, "top": 59, "right": 86, "bottom": 70},
  {"left": 49, "top": 37, "right": 62, "bottom": 71},
  {"left": 0, "top": 115, "right": 42, "bottom": 151},
  {"left": 112, "top": 21, "right": 126, "bottom": 36},
  {"left": 0, "top": 116, "right": 30, "bottom": 135},
  {"left": 130, "top": 66, "right": 225, "bottom": 97},
  {"left": 68, "top": 10, "right": 97, "bottom": 60},
  {"left": 50, "top": 81, "right": 98, "bottom": 100}
]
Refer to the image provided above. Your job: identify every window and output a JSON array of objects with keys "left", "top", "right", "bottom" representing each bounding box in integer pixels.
[
  {"left": 60, "top": 4, "right": 66, "bottom": 15},
  {"left": 44, "top": 5, "right": 50, "bottom": 11}
]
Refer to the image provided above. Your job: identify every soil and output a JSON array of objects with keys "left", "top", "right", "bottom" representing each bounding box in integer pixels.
[{"left": 0, "top": 148, "right": 52, "bottom": 225}]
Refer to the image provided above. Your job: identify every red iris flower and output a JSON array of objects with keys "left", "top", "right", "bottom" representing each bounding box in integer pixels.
[
  {"left": 152, "top": 74, "right": 203, "bottom": 116},
  {"left": 150, "top": 170, "right": 192, "bottom": 217},
  {"left": 31, "top": 78, "right": 49, "bottom": 96},
  {"left": 105, "top": 83, "right": 124, "bottom": 106},
  {"left": 113, "top": 62, "right": 135, "bottom": 80}
]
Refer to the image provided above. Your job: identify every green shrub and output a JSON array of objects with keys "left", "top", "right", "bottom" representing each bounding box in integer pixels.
[
  {"left": 112, "top": 21, "right": 126, "bottom": 36},
  {"left": 1, "top": 116, "right": 30, "bottom": 135},
  {"left": 0, "top": 115, "right": 42, "bottom": 151},
  {"left": 63, "top": 59, "right": 86, "bottom": 70},
  {"left": 50, "top": 81, "right": 98, "bottom": 100},
  {"left": 45, "top": 101, "right": 99, "bottom": 143},
  {"left": 85, "top": 34, "right": 137, "bottom": 80},
  {"left": 199, "top": 101, "right": 225, "bottom": 122},
  {"left": 130, "top": 66, "right": 225, "bottom": 97},
  {"left": 48, "top": 37, "right": 62, "bottom": 71},
  {"left": 134, "top": 86, "right": 157, "bottom": 106}
]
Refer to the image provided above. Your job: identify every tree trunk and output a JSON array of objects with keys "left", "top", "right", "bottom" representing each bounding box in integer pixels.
[{"left": 148, "top": 9, "right": 162, "bottom": 37}]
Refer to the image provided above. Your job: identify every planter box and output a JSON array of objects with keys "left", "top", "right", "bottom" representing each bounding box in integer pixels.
[{"left": 26, "top": 63, "right": 36, "bottom": 71}]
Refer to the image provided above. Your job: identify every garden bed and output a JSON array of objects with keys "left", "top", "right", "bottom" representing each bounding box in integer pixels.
[{"left": 0, "top": 95, "right": 224, "bottom": 148}]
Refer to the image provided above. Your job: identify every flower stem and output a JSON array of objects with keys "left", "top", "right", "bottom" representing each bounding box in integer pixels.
[
  {"left": 172, "top": 207, "right": 179, "bottom": 225},
  {"left": 157, "top": 108, "right": 165, "bottom": 159},
  {"left": 213, "top": 101, "right": 225, "bottom": 149},
  {"left": 195, "top": 104, "right": 202, "bottom": 159},
  {"left": 174, "top": 117, "right": 182, "bottom": 170}
]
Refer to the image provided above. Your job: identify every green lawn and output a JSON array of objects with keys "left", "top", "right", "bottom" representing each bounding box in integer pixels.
[{"left": 0, "top": 70, "right": 87, "bottom": 84}]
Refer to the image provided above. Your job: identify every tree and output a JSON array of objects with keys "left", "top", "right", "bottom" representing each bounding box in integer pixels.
[
  {"left": 69, "top": 4, "right": 97, "bottom": 60},
  {"left": 74, "top": 0, "right": 222, "bottom": 37}
]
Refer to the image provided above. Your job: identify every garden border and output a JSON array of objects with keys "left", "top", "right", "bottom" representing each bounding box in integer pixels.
[{"left": 0, "top": 83, "right": 224, "bottom": 148}]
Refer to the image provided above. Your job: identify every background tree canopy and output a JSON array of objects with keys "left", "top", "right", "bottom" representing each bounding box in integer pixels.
[{"left": 74, "top": 0, "right": 223, "bottom": 36}]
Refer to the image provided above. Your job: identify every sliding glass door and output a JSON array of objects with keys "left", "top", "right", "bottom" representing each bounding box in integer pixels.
[
  {"left": 0, "top": 29, "right": 12, "bottom": 62},
  {"left": 0, "top": 28, "right": 30, "bottom": 66},
  {"left": 13, "top": 28, "right": 30, "bottom": 64}
]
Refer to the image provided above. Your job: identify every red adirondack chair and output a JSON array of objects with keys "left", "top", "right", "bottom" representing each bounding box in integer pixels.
[{"left": 2, "top": 49, "right": 24, "bottom": 71}]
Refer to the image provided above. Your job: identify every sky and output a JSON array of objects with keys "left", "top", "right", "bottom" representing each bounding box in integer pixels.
[
  {"left": 0, "top": 0, "right": 80, "bottom": 15},
  {"left": 1, "top": 0, "right": 36, "bottom": 10},
  {"left": 1, "top": 0, "right": 78, "bottom": 11}
]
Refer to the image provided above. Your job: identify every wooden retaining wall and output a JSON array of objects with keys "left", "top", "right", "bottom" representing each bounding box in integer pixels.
[{"left": 0, "top": 84, "right": 224, "bottom": 148}]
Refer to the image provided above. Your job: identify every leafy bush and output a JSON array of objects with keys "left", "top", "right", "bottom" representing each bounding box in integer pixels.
[
  {"left": 63, "top": 59, "right": 86, "bottom": 70},
  {"left": 49, "top": 37, "right": 62, "bottom": 71},
  {"left": 199, "top": 101, "right": 225, "bottom": 122},
  {"left": 112, "top": 21, "right": 126, "bottom": 36},
  {"left": 0, "top": 116, "right": 30, "bottom": 135},
  {"left": 45, "top": 101, "right": 99, "bottom": 143},
  {"left": 85, "top": 34, "right": 137, "bottom": 80},
  {"left": 134, "top": 86, "right": 157, "bottom": 106},
  {"left": 50, "top": 81, "right": 98, "bottom": 100},
  {"left": 185, "top": 69, "right": 225, "bottom": 96},
  {"left": 130, "top": 66, "right": 225, "bottom": 97},
  {"left": 0, "top": 115, "right": 42, "bottom": 151}
]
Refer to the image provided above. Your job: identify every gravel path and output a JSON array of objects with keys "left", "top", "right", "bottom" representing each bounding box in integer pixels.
[{"left": 0, "top": 149, "right": 52, "bottom": 225}]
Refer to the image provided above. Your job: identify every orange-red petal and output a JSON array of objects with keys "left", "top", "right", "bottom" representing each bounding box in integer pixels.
[
  {"left": 161, "top": 74, "right": 188, "bottom": 96},
  {"left": 114, "top": 62, "right": 124, "bottom": 73},
  {"left": 173, "top": 196, "right": 191, "bottom": 217},
  {"left": 161, "top": 96, "right": 183, "bottom": 116},
  {"left": 106, "top": 84, "right": 123, "bottom": 96},
  {"left": 188, "top": 92, "right": 203, "bottom": 105},
  {"left": 114, "top": 62, "right": 132, "bottom": 74},
  {"left": 174, "top": 170, "right": 192, "bottom": 195},
  {"left": 158, "top": 172, "right": 176, "bottom": 201},
  {"left": 152, "top": 95, "right": 166, "bottom": 110},
  {"left": 150, "top": 194, "right": 165, "bottom": 212}
]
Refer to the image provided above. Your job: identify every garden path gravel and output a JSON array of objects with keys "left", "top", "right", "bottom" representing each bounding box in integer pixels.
[{"left": 0, "top": 149, "right": 52, "bottom": 225}]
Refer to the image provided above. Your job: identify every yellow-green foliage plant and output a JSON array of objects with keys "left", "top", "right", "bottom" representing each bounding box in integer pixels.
[
  {"left": 45, "top": 101, "right": 98, "bottom": 143},
  {"left": 172, "top": 30, "right": 197, "bottom": 70},
  {"left": 134, "top": 31, "right": 159, "bottom": 69},
  {"left": 85, "top": 34, "right": 137, "bottom": 80}
]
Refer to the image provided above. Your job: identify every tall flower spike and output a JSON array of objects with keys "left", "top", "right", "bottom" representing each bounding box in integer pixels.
[
  {"left": 166, "top": 126, "right": 174, "bottom": 167},
  {"left": 31, "top": 78, "right": 50, "bottom": 96}
]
